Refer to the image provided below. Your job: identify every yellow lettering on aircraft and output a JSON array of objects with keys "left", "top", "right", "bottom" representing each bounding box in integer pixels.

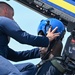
[{"left": 48, "top": 0, "right": 75, "bottom": 14}]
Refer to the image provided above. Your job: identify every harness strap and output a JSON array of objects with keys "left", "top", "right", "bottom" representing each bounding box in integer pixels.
[{"left": 51, "top": 59, "right": 65, "bottom": 73}]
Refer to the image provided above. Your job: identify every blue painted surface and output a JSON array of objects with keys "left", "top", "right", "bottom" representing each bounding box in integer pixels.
[{"left": 65, "top": 0, "right": 75, "bottom": 5}]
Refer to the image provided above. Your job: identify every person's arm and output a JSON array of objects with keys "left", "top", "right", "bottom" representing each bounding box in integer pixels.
[
  {"left": 7, "top": 47, "right": 40, "bottom": 62},
  {"left": 0, "top": 17, "right": 49, "bottom": 47}
]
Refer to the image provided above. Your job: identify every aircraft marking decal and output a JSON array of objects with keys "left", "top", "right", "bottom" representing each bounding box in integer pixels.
[
  {"left": 48, "top": 0, "right": 75, "bottom": 13},
  {"left": 42, "top": 0, "right": 75, "bottom": 17}
]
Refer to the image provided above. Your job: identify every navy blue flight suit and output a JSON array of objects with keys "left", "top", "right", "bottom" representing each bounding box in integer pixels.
[
  {"left": 0, "top": 16, "right": 49, "bottom": 75},
  {"left": 35, "top": 60, "right": 63, "bottom": 75}
]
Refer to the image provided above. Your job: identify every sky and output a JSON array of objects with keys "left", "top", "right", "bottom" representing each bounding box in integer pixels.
[{"left": 2, "top": 0, "right": 70, "bottom": 65}]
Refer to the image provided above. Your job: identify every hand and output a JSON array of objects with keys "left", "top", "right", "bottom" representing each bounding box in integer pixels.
[{"left": 46, "top": 27, "right": 60, "bottom": 41}]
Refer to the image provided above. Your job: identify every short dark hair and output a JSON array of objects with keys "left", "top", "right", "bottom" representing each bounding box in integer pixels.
[
  {"left": 38, "top": 30, "right": 45, "bottom": 36},
  {"left": 0, "top": 1, "right": 13, "bottom": 10}
]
